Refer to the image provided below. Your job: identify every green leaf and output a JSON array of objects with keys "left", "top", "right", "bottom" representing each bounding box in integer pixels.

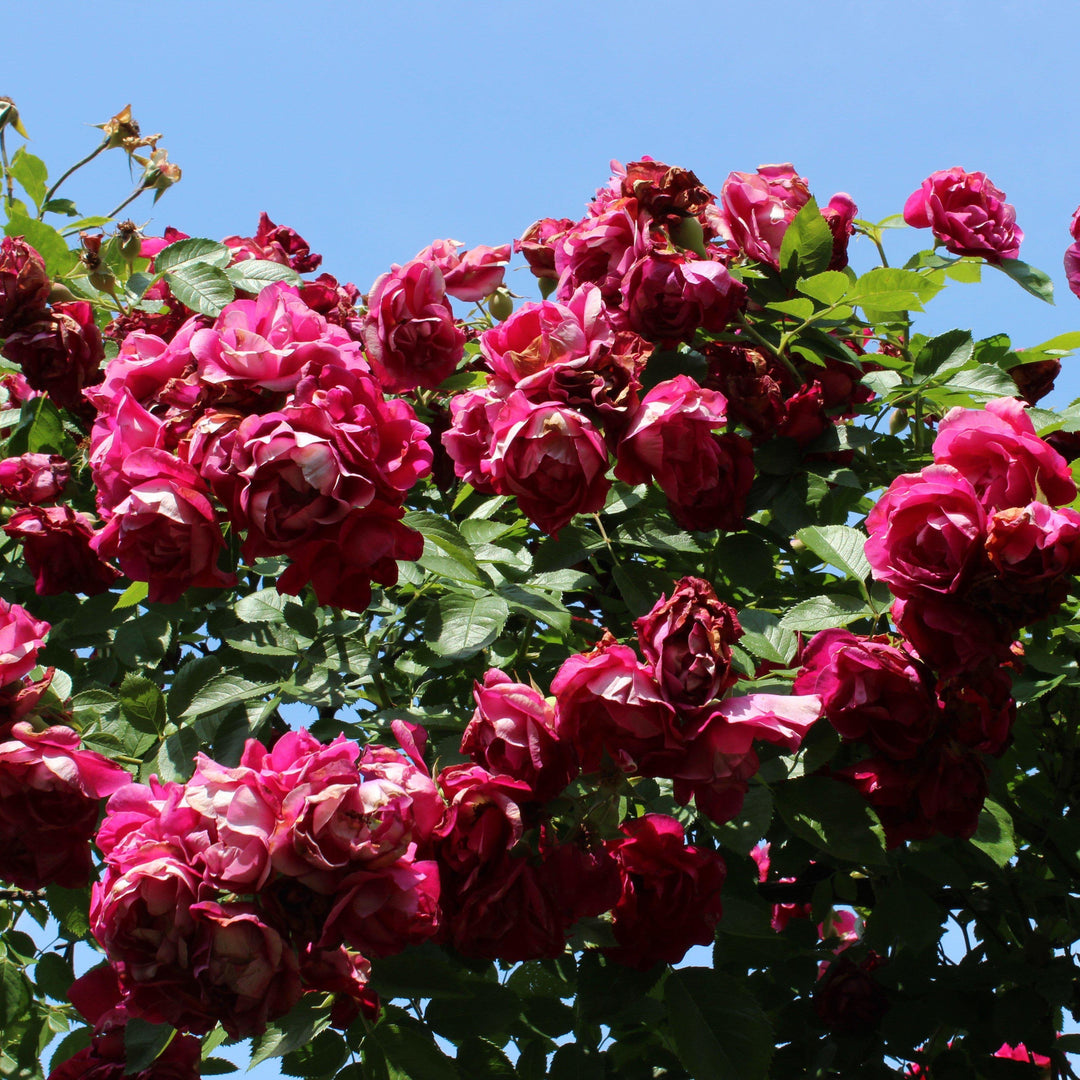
[
  {"left": 797, "top": 270, "right": 852, "bottom": 306},
  {"left": 736, "top": 609, "right": 797, "bottom": 666},
  {"left": 996, "top": 258, "right": 1054, "bottom": 303},
  {"left": 549, "top": 1044, "right": 604, "bottom": 1080},
  {"left": 641, "top": 346, "right": 709, "bottom": 390},
  {"left": 425, "top": 594, "right": 509, "bottom": 660},
  {"left": 178, "top": 673, "right": 270, "bottom": 720},
  {"left": 3, "top": 214, "right": 79, "bottom": 276},
  {"left": 455, "top": 1039, "right": 517, "bottom": 1080},
  {"left": 499, "top": 582, "right": 571, "bottom": 634},
  {"left": 766, "top": 298, "right": 815, "bottom": 320},
  {"left": 779, "top": 594, "right": 870, "bottom": 632},
  {"left": 154, "top": 237, "right": 232, "bottom": 272},
  {"left": 0, "top": 960, "right": 31, "bottom": 1026},
  {"left": 7, "top": 395, "right": 74, "bottom": 456},
  {"left": 404, "top": 511, "right": 486, "bottom": 586},
  {"left": 165, "top": 263, "right": 234, "bottom": 317},
  {"left": 118, "top": 673, "right": 167, "bottom": 735},
  {"left": 850, "top": 266, "right": 943, "bottom": 311},
  {"left": 369, "top": 944, "right": 473, "bottom": 1001},
  {"left": 156, "top": 728, "right": 201, "bottom": 783},
  {"left": 970, "top": 799, "right": 1016, "bottom": 866},
  {"left": 235, "top": 588, "right": 290, "bottom": 623},
  {"left": 33, "top": 952, "right": 74, "bottom": 1001},
  {"left": 664, "top": 968, "right": 774, "bottom": 1080},
  {"left": 9, "top": 149, "right": 47, "bottom": 211},
  {"left": 778, "top": 197, "right": 833, "bottom": 281},
  {"left": 123, "top": 1019, "right": 175, "bottom": 1075},
  {"left": 282, "top": 1030, "right": 348, "bottom": 1079},
  {"left": 166, "top": 655, "right": 223, "bottom": 720},
  {"left": 932, "top": 362, "right": 1017, "bottom": 401},
  {"left": 794, "top": 524, "right": 871, "bottom": 582},
  {"left": 775, "top": 775, "right": 887, "bottom": 865},
  {"left": 914, "top": 329, "right": 974, "bottom": 379},
  {"left": 866, "top": 883, "right": 943, "bottom": 954},
  {"left": 368, "top": 1008, "right": 459, "bottom": 1080},
  {"left": 112, "top": 581, "right": 149, "bottom": 610},
  {"left": 44, "top": 885, "right": 91, "bottom": 939},
  {"left": 249, "top": 996, "right": 333, "bottom": 1067},
  {"left": 426, "top": 982, "right": 522, "bottom": 1043},
  {"left": 224, "top": 259, "right": 301, "bottom": 293}
]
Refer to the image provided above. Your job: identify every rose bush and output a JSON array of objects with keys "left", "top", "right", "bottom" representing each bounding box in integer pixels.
[{"left": 0, "top": 105, "right": 1078, "bottom": 1080}]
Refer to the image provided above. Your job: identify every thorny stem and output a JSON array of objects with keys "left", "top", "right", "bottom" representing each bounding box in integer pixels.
[
  {"left": 107, "top": 183, "right": 148, "bottom": 220},
  {"left": 734, "top": 312, "right": 806, "bottom": 386},
  {"left": 39, "top": 138, "right": 109, "bottom": 217}
]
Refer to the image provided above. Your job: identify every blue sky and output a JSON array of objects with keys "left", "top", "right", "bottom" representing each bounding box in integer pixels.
[
  {"left": 9, "top": 1, "right": 1080, "bottom": 1071},
  {"left": 7, "top": 0, "right": 1080, "bottom": 401}
]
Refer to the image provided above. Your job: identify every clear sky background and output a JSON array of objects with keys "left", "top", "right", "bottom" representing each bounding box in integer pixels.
[
  {"left": 7, "top": 0, "right": 1080, "bottom": 401},
  {"left": 7, "top": 0, "right": 1080, "bottom": 1071}
]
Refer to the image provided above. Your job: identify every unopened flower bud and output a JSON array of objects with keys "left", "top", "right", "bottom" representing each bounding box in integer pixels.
[
  {"left": 889, "top": 409, "right": 909, "bottom": 436},
  {"left": 47, "top": 283, "right": 76, "bottom": 305},
  {"left": 0, "top": 98, "right": 28, "bottom": 139},
  {"left": 671, "top": 214, "right": 708, "bottom": 258},
  {"left": 488, "top": 287, "right": 514, "bottom": 322}
]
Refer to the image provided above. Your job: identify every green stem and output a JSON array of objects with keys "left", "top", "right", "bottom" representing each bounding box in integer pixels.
[
  {"left": 107, "top": 183, "right": 148, "bottom": 220},
  {"left": 39, "top": 138, "right": 109, "bottom": 218},
  {"left": 0, "top": 128, "right": 13, "bottom": 213},
  {"left": 735, "top": 312, "right": 805, "bottom": 386}
]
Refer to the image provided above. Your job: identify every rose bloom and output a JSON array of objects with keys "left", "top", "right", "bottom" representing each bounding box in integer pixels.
[
  {"left": 1, "top": 300, "right": 104, "bottom": 413},
  {"left": 0, "top": 236, "right": 50, "bottom": 337},
  {"left": 516, "top": 217, "right": 575, "bottom": 282},
  {"left": 441, "top": 387, "right": 503, "bottom": 493},
  {"left": 620, "top": 253, "right": 746, "bottom": 343},
  {"left": 460, "top": 668, "right": 577, "bottom": 801},
  {"left": 413, "top": 238, "right": 512, "bottom": 302},
  {"left": 223, "top": 212, "right": 322, "bottom": 273},
  {"left": 634, "top": 576, "right": 743, "bottom": 711},
  {"left": 487, "top": 393, "right": 610, "bottom": 537},
  {"left": 0, "top": 598, "right": 49, "bottom": 688},
  {"left": 90, "top": 451, "right": 236, "bottom": 604},
  {"left": 892, "top": 594, "right": 1016, "bottom": 677},
  {"left": 605, "top": 814, "right": 726, "bottom": 969},
  {"left": 903, "top": 167, "right": 1022, "bottom": 262},
  {"left": 6, "top": 505, "right": 120, "bottom": 596},
  {"left": 0, "top": 452, "right": 70, "bottom": 504},
  {"left": 931, "top": 397, "right": 1076, "bottom": 511},
  {"left": 864, "top": 464, "right": 988, "bottom": 600},
  {"left": 1065, "top": 206, "right": 1080, "bottom": 300},
  {"left": 550, "top": 633, "right": 677, "bottom": 774},
  {"left": 362, "top": 260, "right": 466, "bottom": 392},
  {"left": 794, "top": 629, "right": 941, "bottom": 759},
  {"left": 0, "top": 722, "right": 130, "bottom": 889}
]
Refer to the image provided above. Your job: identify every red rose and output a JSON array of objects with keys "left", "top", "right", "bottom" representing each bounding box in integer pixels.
[{"left": 6, "top": 506, "right": 120, "bottom": 596}]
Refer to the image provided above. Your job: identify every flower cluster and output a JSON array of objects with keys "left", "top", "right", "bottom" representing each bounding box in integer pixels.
[
  {"left": 798, "top": 399, "right": 1080, "bottom": 844},
  {"left": 0, "top": 601, "right": 130, "bottom": 889},
  {"left": 85, "top": 280, "right": 433, "bottom": 609},
  {"left": 91, "top": 725, "right": 441, "bottom": 1038}
]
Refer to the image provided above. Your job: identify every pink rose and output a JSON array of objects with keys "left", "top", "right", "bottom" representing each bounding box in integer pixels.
[
  {"left": 90, "top": 451, "right": 236, "bottom": 604},
  {"left": 88, "top": 392, "right": 169, "bottom": 517},
  {"left": 865, "top": 465, "right": 988, "bottom": 599},
  {"left": 362, "top": 260, "right": 466, "bottom": 392},
  {"left": 553, "top": 196, "right": 653, "bottom": 304},
  {"left": 903, "top": 168, "right": 1022, "bottom": 262},
  {"left": 1, "top": 300, "right": 104, "bottom": 413},
  {"left": 487, "top": 393, "right": 610, "bottom": 537},
  {"left": 0, "top": 453, "right": 70, "bottom": 504},
  {"left": 321, "top": 853, "right": 441, "bottom": 956},
  {"left": 550, "top": 633, "right": 677, "bottom": 774},
  {"left": 187, "top": 901, "right": 302, "bottom": 1037},
  {"left": 821, "top": 193, "right": 859, "bottom": 270},
  {"left": 634, "top": 576, "right": 743, "bottom": 711},
  {"left": 5, "top": 506, "right": 120, "bottom": 596},
  {"left": 620, "top": 254, "right": 746, "bottom": 343},
  {"left": 605, "top": 814, "right": 726, "bottom": 969},
  {"left": 719, "top": 164, "right": 811, "bottom": 266},
  {"left": 0, "top": 722, "right": 130, "bottom": 889},
  {"left": 460, "top": 668, "right": 577, "bottom": 801},
  {"left": 0, "top": 599, "right": 49, "bottom": 688},
  {"left": 479, "top": 298, "right": 591, "bottom": 386},
  {"left": 441, "top": 387, "right": 503, "bottom": 492},
  {"left": 1065, "top": 206, "right": 1080, "bottom": 300},
  {"left": 0, "top": 236, "right": 50, "bottom": 337},
  {"left": 222, "top": 212, "right": 322, "bottom": 274},
  {"left": 414, "top": 238, "right": 511, "bottom": 302},
  {"left": 892, "top": 595, "right": 1015, "bottom": 677},
  {"left": 794, "top": 629, "right": 941, "bottom": 759},
  {"left": 191, "top": 282, "right": 366, "bottom": 395},
  {"left": 516, "top": 217, "right": 575, "bottom": 282},
  {"left": 616, "top": 376, "right": 753, "bottom": 531},
  {"left": 931, "top": 398, "right": 1076, "bottom": 511}
]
